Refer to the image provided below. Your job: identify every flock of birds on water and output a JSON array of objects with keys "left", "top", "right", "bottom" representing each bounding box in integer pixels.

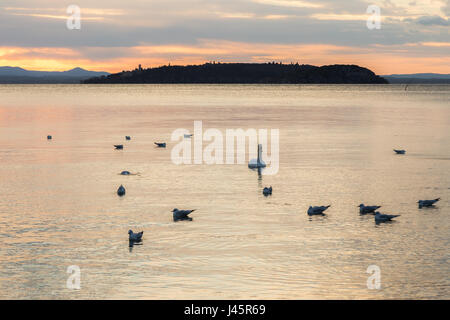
[{"left": 46, "top": 134, "right": 443, "bottom": 245}]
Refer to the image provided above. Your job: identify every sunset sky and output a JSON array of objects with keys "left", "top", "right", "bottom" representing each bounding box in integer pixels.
[{"left": 0, "top": 0, "right": 449, "bottom": 74}]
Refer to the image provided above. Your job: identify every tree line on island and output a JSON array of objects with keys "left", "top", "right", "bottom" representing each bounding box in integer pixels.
[{"left": 83, "top": 62, "right": 388, "bottom": 84}]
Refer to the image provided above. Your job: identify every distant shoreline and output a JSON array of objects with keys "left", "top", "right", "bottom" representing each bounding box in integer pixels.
[
  {"left": 2, "top": 83, "right": 450, "bottom": 86},
  {"left": 381, "top": 77, "right": 450, "bottom": 84},
  {"left": 2, "top": 63, "right": 450, "bottom": 84},
  {"left": 83, "top": 63, "right": 388, "bottom": 84},
  {"left": 79, "top": 81, "right": 450, "bottom": 85}
]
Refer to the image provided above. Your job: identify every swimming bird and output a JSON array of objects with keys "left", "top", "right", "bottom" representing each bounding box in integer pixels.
[
  {"left": 117, "top": 185, "right": 126, "bottom": 196},
  {"left": 154, "top": 142, "right": 166, "bottom": 148},
  {"left": 418, "top": 198, "right": 440, "bottom": 208},
  {"left": 184, "top": 134, "right": 193, "bottom": 138},
  {"left": 47, "top": 135, "right": 52, "bottom": 140},
  {"left": 128, "top": 230, "right": 143, "bottom": 241},
  {"left": 393, "top": 149, "right": 406, "bottom": 154},
  {"left": 374, "top": 212, "right": 400, "bottom": 222},
  {"left": 262, "top": 186, "right": 272, "bottom": 196},
  {"left": 172, "top": 208, "right": 195, "bottom": 221},
  {"left": 114, "top": 144, "right": 123, "bottom": 150},
  {"left": 248, "top": 144, "right": 266, "bottom": 169},
  {"left": 125, "top": 136, "right": 131, "bottom": 140},
  {"left": 358, "top": 204, "right": 381, "bottom": 215},
  {"left": 120, "top": 171, "right": 131, "bottom": 175},
  {"left": 307, "top": 205, "right": 330, "bottom": 216}
]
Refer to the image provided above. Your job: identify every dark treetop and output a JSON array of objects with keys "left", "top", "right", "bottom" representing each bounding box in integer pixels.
[{"left": 83, "top": 62, "right": 388, "bottom": 84}]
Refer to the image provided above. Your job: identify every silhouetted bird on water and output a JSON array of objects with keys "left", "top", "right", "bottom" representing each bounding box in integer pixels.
[
  {"left": 418, "top": 198, "right": 440, "bottom": 208},
  {"left": 47, "top": 135, "right": 52, "bottom": 140},
  {"left": 172, "top": 208, "right": 195, "bottom": 221},
  {"left": 117, "top": 185, "right": 126, "bottom": 196},
  {"left": 263, "top": 186, "right": 272, "bottom": 196},
  {"left": 128, "top": 230, "right": 143, "bottom": 241},
  {"left": 154, "top": 142, "right": 166, "bottom": 148},
  {"left": 374, "top": 212, "right": 400, "bottom": 223},
  {"left": 308, "top": 205, "right": 330, "bottom": 216},
  {"left": 125, "top": 136, "right": 131, "bottom": 140},
  {"left": 120, "top": 171, "right": 131, "bottom": 175},
  {"left": 393, "top": 149, "right": 406, "bottom": 154},
  {"left": 114, "top": 145, "right": 123, "bottom": 150},
  {"left": 359, "top": 204, "right": 381, "bottom": 214}
]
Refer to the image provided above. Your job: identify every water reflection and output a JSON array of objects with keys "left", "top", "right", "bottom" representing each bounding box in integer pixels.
[
  {"left": 129, "top": 240, "right": 143, "bottom": 252},
  {"left": 0, "top": 84, "right": 449, "bottom": 299}
]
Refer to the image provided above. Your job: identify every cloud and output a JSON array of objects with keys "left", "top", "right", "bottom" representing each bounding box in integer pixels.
[
  {"left": 3, "top": 39, "right": 450, "bottom": 75},
  {"left": 420, "top": 42, "right": 450, "bottom": 47},
  {"left": 9, "top": 13, "right": 103, "bottom": 21},
  {"left": 0, "top": 0, "right": 449, "bottom": 73},
  {"left": 251, "top": 0, "right": 323, "bottom": 8},
  {"left": 414, "top": 15, "right": 449, "bottom": 26},
  {"left": 3, "top": 6, "right": 125, "bottom": 24},
  {"left": 441, "top": 0, "right": 450, "bottom": 15}
]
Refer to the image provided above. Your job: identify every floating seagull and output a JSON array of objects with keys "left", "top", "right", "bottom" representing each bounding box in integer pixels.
[
  {"left": 307, "top": 205, "right": 330, "bottom": 216},
  {"left": 119, "top": 171, "right": 139, "bottom": 176},
  {"left": 117, "top": 185, "right": 126, "bottom": 196},
  {"left": 172, "top": 208, "right": 195, "bottom": 221},
  {"left": 374, "top": 212, "right": 400, "bottom": 223},
  {"left": 418, "top": 198, "right": 440, "bottom": 208},
  {"left": 114, "top": 144, "right": 123, "bottom": 150},
  {"left": 184, "top": 134, "right": 193, "bottom": 138},
  {"left": 125, "top": 136, "right": 131, "bottom": 140},
  {"left": 128, "top": 230, "right": 143, "bottom": 242},
  {"left": 47, "top": 135, "right": 52, "bottom": 140},
  {"left": 248, "top": 144, "right": 266, "bottom": 169},
  {"left": 154, "top": 142, "right": 166, "bottom": 148},
  {"left": 262, "top": 186, "right": 272, "bottom": 196},
  {"left": 358, "top": 204, "right": 381, "bottom": 215},
  {"left": 393, "top": 149, "right": 406, "bottom": 154}
]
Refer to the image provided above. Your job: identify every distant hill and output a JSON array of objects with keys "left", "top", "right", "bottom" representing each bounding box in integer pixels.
[
  {"left": 0, "top": 67, "right": 110, "bottom": 83},
  {"left": 83, "top": 63, "right": 388, "bottom": 84},
  {"left": 383, "top": 73, "right": 450, "bottom": 84}
]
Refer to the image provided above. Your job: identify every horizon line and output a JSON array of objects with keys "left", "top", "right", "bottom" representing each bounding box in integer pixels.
[{"left": 2, "top": 63, "right": 450, "bottom": 76}]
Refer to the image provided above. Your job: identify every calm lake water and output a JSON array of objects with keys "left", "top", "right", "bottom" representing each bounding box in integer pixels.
[{"left": 0, "top": 84, "right": 449, "bottom": 299}]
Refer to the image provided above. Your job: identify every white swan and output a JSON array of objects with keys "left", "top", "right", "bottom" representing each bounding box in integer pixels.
[{"left": 248, "top": 144, "right": 266, "bottom": 169}]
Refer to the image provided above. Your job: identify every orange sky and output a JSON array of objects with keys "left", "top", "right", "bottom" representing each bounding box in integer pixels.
[{"left": 2, "top": 41, "right": 449, "bottom": 74}]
